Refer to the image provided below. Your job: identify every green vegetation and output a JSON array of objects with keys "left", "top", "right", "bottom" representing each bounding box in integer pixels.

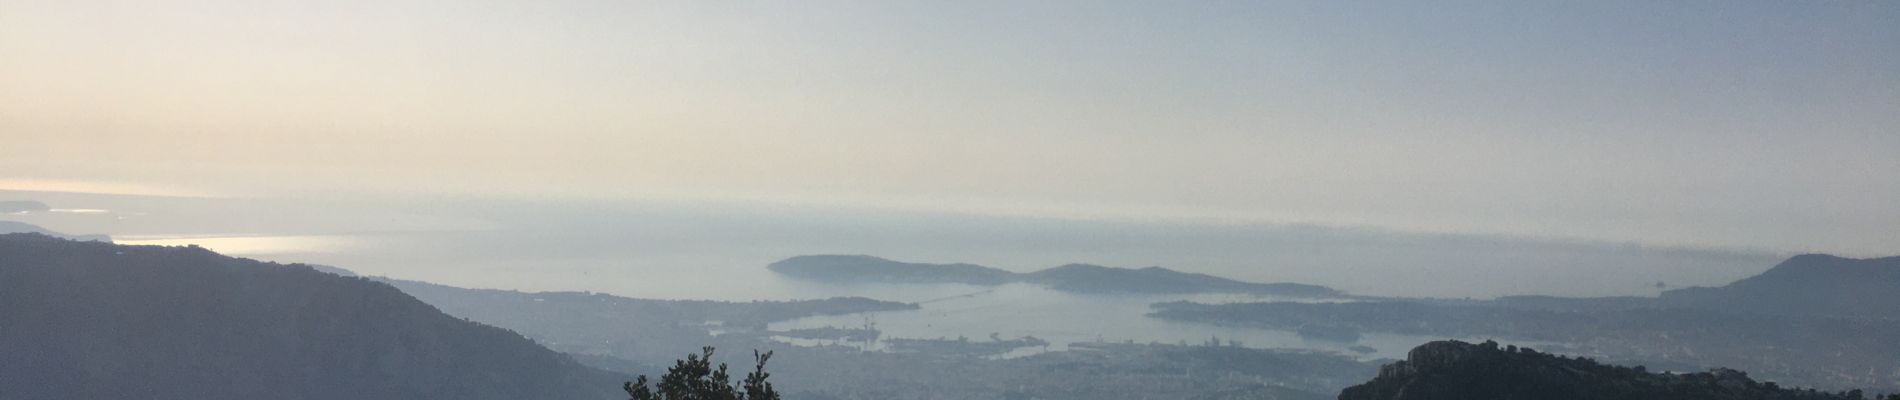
[
  {"left": 626, "top": 347, "right": 779, "bottom": 400},
  {"left": 1341, "top": 340, "right": 1869, "bottom": 400}
]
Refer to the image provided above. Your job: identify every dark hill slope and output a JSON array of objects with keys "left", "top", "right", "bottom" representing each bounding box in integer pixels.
[
  {"left": 0, "top": 233, "right": 621, "bottom": 400},
  {"left": 1339, "top": 340, "right": 1864, "bottom": 400},
  {"left": 1659, "top": 254, "right": 1900, "bottom": 319}
]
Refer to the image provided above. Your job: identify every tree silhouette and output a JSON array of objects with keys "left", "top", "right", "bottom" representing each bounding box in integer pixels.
[{"left": 625, "top": 347, "right": 779, "bottom": 400}]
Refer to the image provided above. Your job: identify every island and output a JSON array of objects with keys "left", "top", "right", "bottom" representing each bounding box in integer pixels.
[{"left": 768, "top": 255, "right": 1341, "bottom": 297}]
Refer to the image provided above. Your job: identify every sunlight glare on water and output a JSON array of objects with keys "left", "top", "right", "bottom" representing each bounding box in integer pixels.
[{"left": 115, "top": 235, "right": 360, "bottom": 256}]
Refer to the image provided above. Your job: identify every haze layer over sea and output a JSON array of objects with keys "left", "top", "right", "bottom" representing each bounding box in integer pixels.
[{"left": 5, "top": 189, "right": 1781, "bottom": 301}]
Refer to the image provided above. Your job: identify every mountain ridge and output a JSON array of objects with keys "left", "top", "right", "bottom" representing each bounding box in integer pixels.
[
  {"left": 0, "top": 220, "right": 110, "bottom": 242},
  {"left": 1656, "top": 253, "right": 1900, "bottom": 319}
]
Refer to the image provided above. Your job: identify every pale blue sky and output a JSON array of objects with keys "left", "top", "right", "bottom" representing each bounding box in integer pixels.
[{"left": 2, "top": 1, "right": 1896, "bottom": 254}]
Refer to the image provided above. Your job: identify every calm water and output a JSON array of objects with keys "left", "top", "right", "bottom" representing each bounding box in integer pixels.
[
  {"left": 100, "top": 227, "right": 1776, "bottom": 302},
  {"left": 5, "top": 190, "right": 1769, "bottom": 358},
  {"left": 107, "top": 232, "right": 1492, "bottom": 359},
  {"left": 763, "top": 283, "right": 1481, "bottom": 360},
  {"left": 103, "top": 230, "right": 1557, "bottom": 360},
  {"left": 4, "top": 190, "right": 1781, "bottom": 300}
]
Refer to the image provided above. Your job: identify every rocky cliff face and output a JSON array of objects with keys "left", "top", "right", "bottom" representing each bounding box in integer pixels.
[{"left": 1340, "top": 340, "right": 1866, "bottom": 400}]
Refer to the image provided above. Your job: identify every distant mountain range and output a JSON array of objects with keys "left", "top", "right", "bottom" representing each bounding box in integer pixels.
[
  {"left": 1654, "top": 254, "right": 1900, "bottom": 320},
  {"left": 0, "top": 200, "right": 50, "bottom": 213},
  {"left": 1339, "top": 340, "right": 1863, "bottom": 400},
  {"left": 1152, "top": 253, "right": 1900, "bottom": 393},
  {"left": 1484, "top": 253, "right": 1900, "bottom": 321},
  {"left": 769, "top": 255, "right": 1340, "bottom": 297},
  {"left": 0, "top": 233, "right": 622, "bottom": 400},
  {"left": 0, "top": 220, "right": 109, "bottom": 242}
]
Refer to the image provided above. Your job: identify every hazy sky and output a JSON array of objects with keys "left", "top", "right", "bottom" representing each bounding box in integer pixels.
[{"left": 3, "top": 1, "right": 1896, "bottom": 255}]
